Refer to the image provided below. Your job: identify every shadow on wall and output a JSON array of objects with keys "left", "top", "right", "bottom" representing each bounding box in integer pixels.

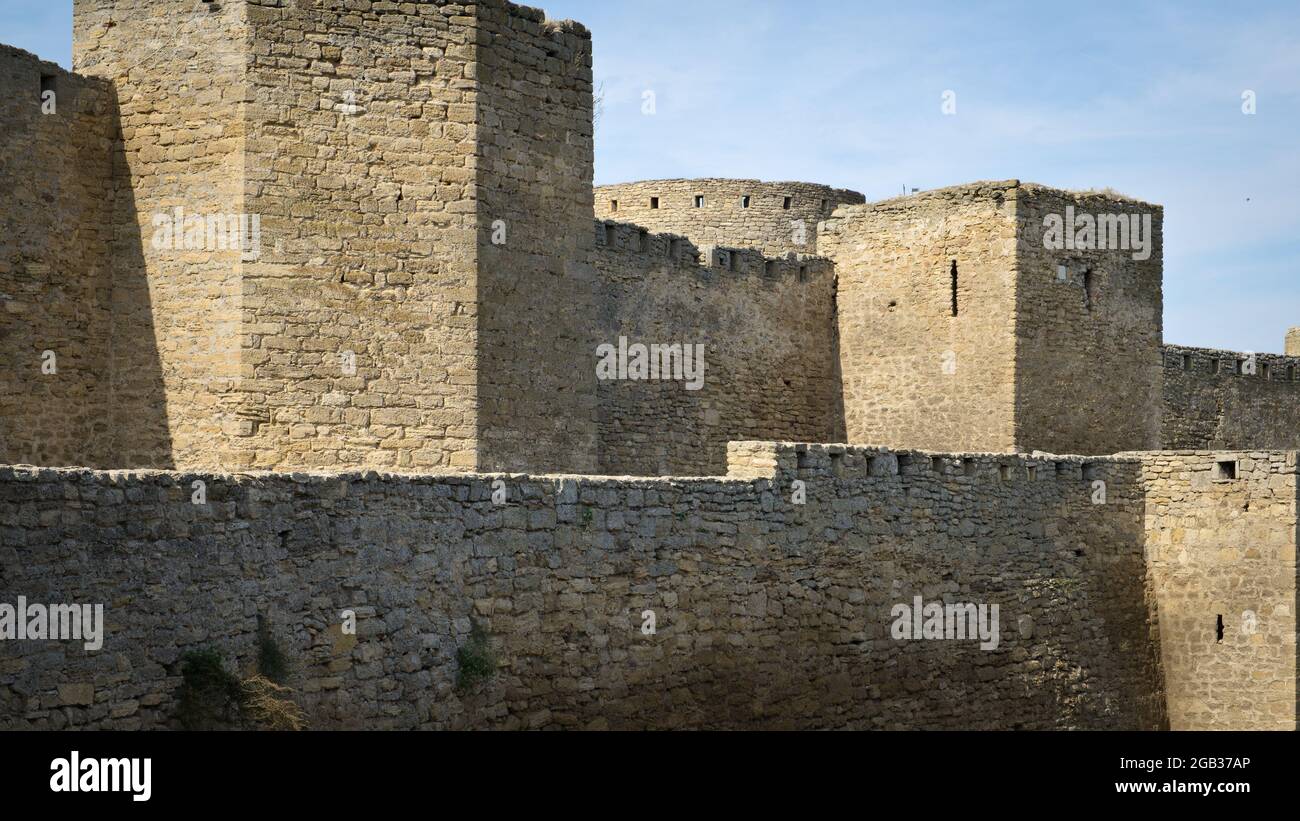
[
  {"left": 0, "top": 58, "right": 172, "bottom": 469},
  {"left": 106, "top": 82, "right": 174, "bottom": 469}
]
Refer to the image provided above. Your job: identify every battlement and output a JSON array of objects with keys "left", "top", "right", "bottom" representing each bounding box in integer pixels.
[
  {"left": 1161, "top": 344, "right": 1300, "bottom": 450},
  {"left": 726, "top": 440, "right": 1142, "bottom": 482},
  {"left": 593, "top": 219, "right": 832, "bottom": 280},
  {"left": 1164, "top": 343, "right": 1300, "bottom": 381},
  {"left": 596, "top": 178, "right": 864, "bottom": 256}
]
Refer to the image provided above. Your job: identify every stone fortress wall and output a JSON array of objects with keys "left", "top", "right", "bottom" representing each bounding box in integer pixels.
[
  {"left": 1, "top": 445, "right": 1292, "bottom": 730},
  {"left": 595, "top": 179, "right": 865, "bottom": 257},
  {"left": 590, "top": 221, "right": 841, "bottom": 475},
  {"left": 0, "top": 46, "right": 118, "bottom": 468},
  {"left": 1161, "top": 341, "right": 1300, "bottom": 451},
  {"left": 1, "top": 0, "right": 1298, "bottom": 732}
]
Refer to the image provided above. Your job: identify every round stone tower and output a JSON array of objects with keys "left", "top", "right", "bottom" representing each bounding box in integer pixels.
[{"left": 594, "top": 178, "right": 864, "bottom": 256}]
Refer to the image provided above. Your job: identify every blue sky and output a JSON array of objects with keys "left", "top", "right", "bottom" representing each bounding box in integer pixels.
[{"left": 5, "top": 0, "right": 1297, "bottom": 353}]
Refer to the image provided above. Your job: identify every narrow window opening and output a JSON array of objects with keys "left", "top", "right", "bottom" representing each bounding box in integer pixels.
[
  {"left": 764, "top": 260, "right": 777, "bottom": 277},
  {"left": 782, "top": 196, "right": 792, "bottom": 210},
  {"left": 740, "top": 195, "right": 751, "bottom": 208},
  {"left": 649, "top": 196, "right": 659, "bottom": 209},
  {"left": 1027, "top": 465, "right": 1038, "bottom": 481},
  {"left": 668, "top": 238, "right": 681, "bottom": 259},
  {"left": 1262, "top": 362, "right": 1271, "bottom": 380},
  {"left": 1211, "top": 359, "right": 1221, "bottom": 375},
  {"left": 863, "top": 455, "right": 878, "bottom": 475},
  {"left": 638, "top": 230, "right": 650, "bottom": 253},
  {"left": 694, "top": 194, "right": 705, "bottom": 208},
  {"left": 796, "top": 450, "right": 811, "bottom": 470},
  {"left": 1215, "top": 614, "right": 1224, "bottom": 643},
  {"left": 798, "top": 265, "right": 808, "bottom": 283},
  {"left": 950, "top": 261, "right": 958, "bottom": 317},
  {"left": 829, "top": 452, "right": 845, "bottom": 478},
  {"left": 610, "top": 199, "right": 618, "bottom": 212},
  {"left": 1083, "top": 268, "right": 1094, "bottom": 311},
  {"left": 999, "top": 465, "right": 1013, "bottom": 481},
  {"left": 1182, "top": 354, "right": 1192, "bottom": 371},
  {"left": 1235, "top": 359, "right": 1245, "bottom": 375},
  {"left": 1289, "top": 365, "right": 1296, "bottom": 381},
  {"left": 603, "top": 223, "right": 616, "bottom": 247},
  {"left": 820, "top": 198, "right": 828, "bottom": 210}
]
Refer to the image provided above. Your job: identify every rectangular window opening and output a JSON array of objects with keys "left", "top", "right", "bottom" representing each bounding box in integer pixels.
[
  {"left": 1289, "top": 365, "right": 1296, "bottom": 381},
  {"left": 1213, "top": 460, "right": 1238, "bottom": 481},
  {"left": 649, "top": 196, "right": 659, "bottom": 209},
  {"left": 1083, "top": 268, "right": 1094, "bottom": 311},
  {"left": 962, "top": 458, "right": 977, "bottom": 477},
  {"left": 1182, "top": 354, "right": 1192, "bottom": 371},
  {"left": 1211, "top": 359, "right": 1221, "bottom": 375},
  {"left": 610, "top": 199, "right": 618, "bottom": 212},
  {"left": 694, "top": 195, "right": 705, "bottom": 208},
  {"left": 931, "top": 456, "right": 945, "bottom": 474},
  {"left": 1215, "top": 614, "right": 1224, "bottom": 643},
  {"left": 40, "top": 74, "right": 57, "bottom": 97},
  {"left": 782, "top": 196, "right": 792, "bottom": 210},
  {"left": 638, "top": 230, "right": 650, "bottom": 253},
  {"left": 740, "top": 195, "right": 751, "bottom": 208},
  {"left": 603, "top": 223, "right": 616, "bottom": 247},
  {"left": 764, "top": 260, "right": 777, "bottom": 277},
  {"left": 1262, "top": 363, "right": 1271, "bottom": 380},
  {"left": 798, "top": 265, "right": 808, "bottom": 283},
  {"left": 950, "top": 261, "right": 958, "bottom": 317}
]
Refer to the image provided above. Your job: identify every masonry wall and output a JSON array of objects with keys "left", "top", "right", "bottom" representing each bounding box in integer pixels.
[
  {"left": 74, "top": 0, "right": 249, "bottom": 470},
  {"left": 0, "top": 47, "right": 117, "bottom": 468},
  {"left": 1138, "top": 451, "right": 1297, "bottom": 730},
  {"left": 820, "top": 182, "right": 1020, "bottom": 453},
  {"left": 235, "top": 0, "right": 482, "bottom": 473},
  {"left": 595, "top": 179, "right": 864, "bottom": 257},
  {"left": 591, "top": 223, "right": 842, "bottom": 475},
  {"left": 475, "top": 2, "right": 598, "bottom": 474},
  {"left": 2, "top": 444, "right": 1176, "bottom": 731},
  {"left": 1013, "top": 186, "right": 1163, "bottom": 455},
  {"left": 1161, "top": 345, "right": 1300, "bottom": 450}
]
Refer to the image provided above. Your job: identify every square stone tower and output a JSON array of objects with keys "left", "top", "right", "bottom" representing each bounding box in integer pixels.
[
  {"left": 1287, "top": 327, "right": 1300, "bottom": 357},
  {"left": 820, "top": 180, "right": 1163, "bottom": 455},
  {"left": 71, "top": 0, "right": 596, "bottom": 473}
]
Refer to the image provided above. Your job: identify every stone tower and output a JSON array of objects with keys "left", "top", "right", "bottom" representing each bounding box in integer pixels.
[
  {"left": 68, "top": 0, "right": 597, "bottom": 474},
  {"left": 819, "top": 180, "right": 1164, "bottom": 455}
]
